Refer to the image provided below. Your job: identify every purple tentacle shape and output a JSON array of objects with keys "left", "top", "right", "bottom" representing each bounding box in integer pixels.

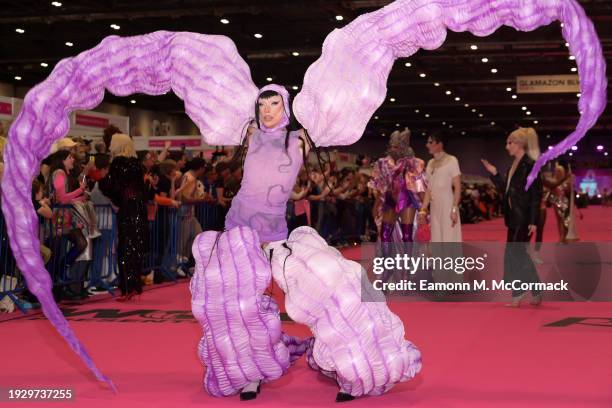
[
  {"left": 294, "top": 0, "right": 606, "bottom": 187},
  {"left": 190, "top": 226, "right": 292, "bottom": 396},
  {"left": 1, "top": 31, "right": 258, "bottom": 388},
  {"left": 270, "top": 226, "right": 422, "bottom": 396}
]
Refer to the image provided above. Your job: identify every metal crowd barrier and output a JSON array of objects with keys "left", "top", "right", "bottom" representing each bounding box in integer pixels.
[{"left": 0, "top": 201, "right": 222, "bottom": 313}]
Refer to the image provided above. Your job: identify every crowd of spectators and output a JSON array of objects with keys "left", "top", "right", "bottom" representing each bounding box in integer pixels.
[{"left": 0, "top": 130, "right": 507, "bottom": 311}]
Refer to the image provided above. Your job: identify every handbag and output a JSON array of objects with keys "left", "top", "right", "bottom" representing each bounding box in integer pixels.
[{"left": 416, "top": 222, "right": 431, "bottom": 242}]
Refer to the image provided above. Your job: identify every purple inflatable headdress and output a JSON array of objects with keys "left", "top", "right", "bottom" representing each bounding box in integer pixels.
[{"left": 294, "top": 0, "right": 607, "bottom": 187}]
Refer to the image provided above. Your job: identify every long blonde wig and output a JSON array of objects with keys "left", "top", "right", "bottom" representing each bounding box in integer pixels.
[
  {"left": 109, "top": 133, "right": 136, "bottom": 159},
  {"left": 509, "top": 127, "right": 540, "bottom": 160}
]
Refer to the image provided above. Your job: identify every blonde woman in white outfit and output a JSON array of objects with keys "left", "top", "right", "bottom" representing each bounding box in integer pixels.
[{"left": 419, "top": 131, "right": 462, "bottom": 242}]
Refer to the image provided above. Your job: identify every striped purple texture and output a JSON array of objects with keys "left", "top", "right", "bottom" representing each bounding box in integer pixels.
[
  {"left": 1, "top": 31, "right": 257, "bottom": 388},
  {"left": 294, "top": 0, "right": 606, "bottom": 188},
  {"left": 271, "top": 226, "right": 422, "bottom": 397},
  {"left": 190, "top": 227, "right": 293, "bottom": 396}
]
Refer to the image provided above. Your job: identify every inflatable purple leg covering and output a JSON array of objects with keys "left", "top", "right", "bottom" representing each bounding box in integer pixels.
[
  {"left": 190, "top": 226, "right": 305, "bottom": 396},
  {"left": 270, "top": 227, "right": 422, "bottom": 396}
]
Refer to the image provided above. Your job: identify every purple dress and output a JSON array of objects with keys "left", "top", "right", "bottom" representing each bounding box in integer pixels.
[{"left": 225, "top": 128, "right": 303, "bottom": 242}]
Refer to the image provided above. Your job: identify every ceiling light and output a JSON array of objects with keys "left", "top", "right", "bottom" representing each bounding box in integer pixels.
[
  {"left": 448, "top": 125, "right": 453, "bottom": 128},
  {"left": 381, "top": 133, "right": 385, "bottom": 136},
  {"left": 511, "top": 94, "right": 517, "bottom": 99},
  {"left": 422, "top": 132, "right": 426, "bottom": 136},
  {"left": 568, "top": 55, "right": 575, "bottom": 60},
  {"left": 478, "top": 113, "right": 483, "bottom": 117},
  {"left": 571, "top": 67, "right": 577, "bottom": 72},
  {"left": 419, "top": 73, "right": 426, "bottom": 78},
  {"left": 464, "top": 103, "right": 469, "bottom": 107},
  {"left": 442, "top": 121, "right": 446, "bottom": 125},
  {"left": 266, "top": 77, "right": 273, "bottom": 82},
  {"left": 292, "top": 86, "right": 299, "bottom": 90},
  {"left": 425, "top": 113, "right": 430, "bottom": 118},
  {"left": 130, "top": 99, "right": 136, "bottom": 104},
  {"left": 596, "top": 145, "right": 604, "bottom": 151},
  {"left": 560, "top": 23, "right": 564, "bottom": 28},
  {"left": 481, "top": 57, "right": 489, "bottom": 63},
  {"left": 548, "top": 146, "right": 553, "bottom": 150},
  {"left": 51, "top": 1, "right": 62, "bottom": 6},
  {"left": 565, "top": 42, "right": 569, "bottom": 47},
  {"left": 292, "top": 51, "right": 300, "bottom": 56},
  {"left": 546, "top": 134, "right": 551, "bottom": 139},
  {"left": 576, "top": 93, "right": 581, "bottom": 97},
  {"left": 434, "top": 82, "right": 440, "bottom": 87},
  {"left": 254, "top": 33, "right": 263, "bottom": 39},
  {"left": 374, "top": 116, "right": 379, "bottom": 119},
  {"left": 454, "top": 97, "right": 461, "bottom": 101},
  {"left": 533, "top": 120, "right": 539, "bottom": 124},
  {"left": 506, "top": 87, "right": 512, "bottom": 92},
  {"left": 526, "top": 111, "right": 532, "bottom": 115},
  {"left": 389, "top": 97, "right": 396, "bottom": 102},
  {"left": 16, "top": 28, "right": 25, "bottom": 34},
  {"left": 470, "top": 44, "right": 478, "bottom": 50},
  {"left": 65, "top": 41, "right": 73, "bottom": 47},
  {"left": 220, "top": 18, "right": 230, "bottom": 24},
  {"left": 396, "top": 123, "right": 400, "bottom": 127},
  {"left": 522, "top": 106, "right": 527, "bottom": 110},
  {"left": 605, "top": 152, "right": 609, "bottom": 156},
  {"left": 445, "top": 90, "right": 452, "bottom": 95},
  {"left": 40, "top": 62, "right": 48, "bottom": 67},
  {"left": 491, "top": 68, "right": 498, "bottom": 73},
  {"left": 472, "top": 109, "right": 477, "bottom": 113},
  {"left": 571, "top": 146, "right": 578, "bottom": 151},
  {"left": 569, "top": 152, "right": 573, "bottom": 157},
  {"left": 110, "top": 24, "right": 120, "bottom": 30},
  {"left": 461, "top": 131, "right": 466, "bottom": 135},
  {"left": 14, "top": 76, "right": 22, "bottom": 80},
  {"left": 415, "top": 109, "right": 420, "bottom": 113},
  {"left": 490, "top": 121, "right": 495, "bottom": 126},
  {"left": 335, "top": 15, "right": 344, "bottom": 21},
  {"left": 405, "top": 62, "right": 411, "bottom": 67}
]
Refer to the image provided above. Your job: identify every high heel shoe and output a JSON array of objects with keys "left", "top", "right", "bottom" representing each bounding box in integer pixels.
[
  {"left": 239, "top": 382, "right": 261, "bottom": 401},
  {"left": 335, "top": 392, "right": 355, "bottom": 403},
  {"left": 116, "top": 290, "right": 141, "bottom": 302},
  {"left": 530, "top": 293, "right": 543, "bottom": 306},
  {"left": 505, "top": 292, "right": 528, "bottom": 308}
]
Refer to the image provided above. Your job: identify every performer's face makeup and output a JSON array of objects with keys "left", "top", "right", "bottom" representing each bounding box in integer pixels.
[
  {"left": 388, "top": 142, "right": 402, "bottom": 160},
  {"left": 258, "top": 95, "right": 285, "bottom": 128}
]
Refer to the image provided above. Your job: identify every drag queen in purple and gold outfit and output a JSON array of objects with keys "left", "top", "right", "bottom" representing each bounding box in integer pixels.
[{"left": 370, "top": 128, "right": 427, "bottom": 243}]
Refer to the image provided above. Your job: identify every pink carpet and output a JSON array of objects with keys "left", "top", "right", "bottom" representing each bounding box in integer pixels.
[
  {"left": 462, "top": 205, "right": 612, "bottom": 242},
  {"left": 1, "top": 206, "right": 611, "bottom": 407}
]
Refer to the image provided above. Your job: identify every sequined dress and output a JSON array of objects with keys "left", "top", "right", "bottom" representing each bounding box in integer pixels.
[{"left": 100, "top": 156, "right": 151, "bottom": 295}]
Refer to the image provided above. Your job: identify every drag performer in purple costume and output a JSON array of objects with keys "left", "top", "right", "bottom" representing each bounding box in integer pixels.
[
  {"left": 369, "top": 128, "right": 427, "bottom": 243},
  {"left": 0, "top": 0, "right": 606, "bottom": 402}
]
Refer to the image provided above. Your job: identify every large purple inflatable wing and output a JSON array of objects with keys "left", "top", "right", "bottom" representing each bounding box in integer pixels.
[
  {"left": 270, "top": 227, "right": 422, "bottom": 396},
  {"left": 0, "top": 31, "right": 257, "bottom": 389},
  {"left": 293, "top": 0, "right": 606, "bottom": 187}
]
